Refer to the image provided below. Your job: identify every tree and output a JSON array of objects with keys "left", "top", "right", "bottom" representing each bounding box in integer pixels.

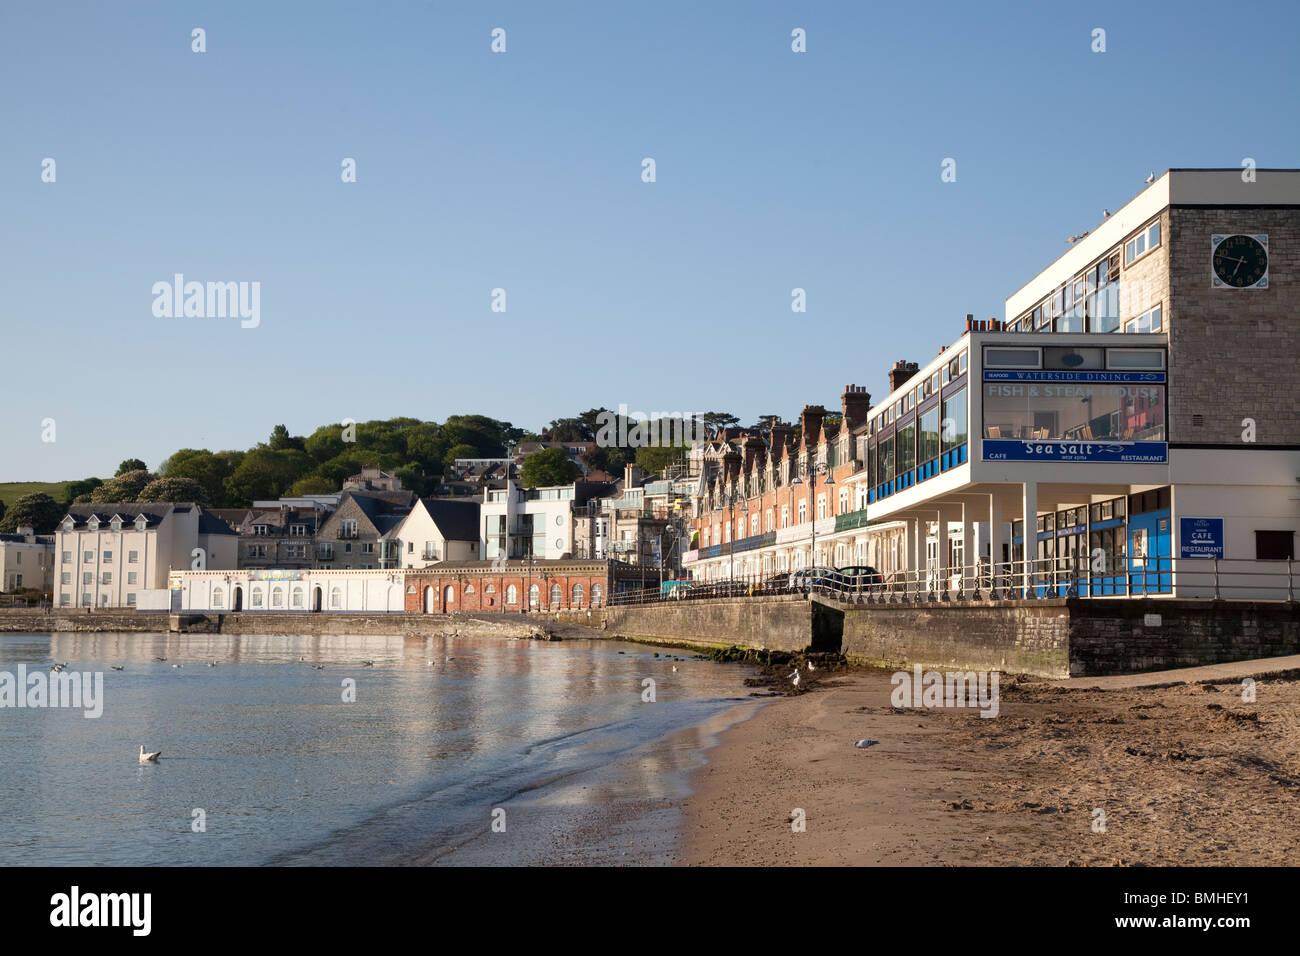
[
  {"left": 286, "top": 475, "right": 341, "bottom": 496},
  {"left": 518, "top": 447, "right": 579, "bottom": 488},
  {"left": 0, "top": 498, "right": 5, "bottom": 524},
  {"left": 116, "top": 458, "right": 147, "bottom": 476},
  {"left": 702, "top": 411, "right": 740, "bottom": 436},
  {"left": 63, "top": 477, "right": 104, "bottom": 506},
  {"left": 223, "top": 448, "right": 313, "bottom": 505},
  {"left": 0, "top": 493, "right": 63, "bottom": 534},
  {"left": 162, "top": 450, "right": 241, "bottom": 507},
  {"left": 137, "top": 477, "right": 210, "bottom": 505},
  {"left": 635, "top": 443, "right": 688, "bottom": 477},
  {"left": 90, "top": 469, "right": 155, "bottom": 503},
  {"left": 268, "top": 425, "right": 305, "bottom": 452},
  {"left": 541, "top": 417, "right": 591, "bottom": 442}
]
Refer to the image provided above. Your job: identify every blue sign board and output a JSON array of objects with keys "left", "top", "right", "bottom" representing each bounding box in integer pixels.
[
  {"left": 982, "top": 440, "right": 1168, "bottom": 463},
  {"left": 983, "top": 370, "right": 1165, "bottom": 383},
  {"left": 1179, "top": 518, "right": 1224, "bottom": 559}
]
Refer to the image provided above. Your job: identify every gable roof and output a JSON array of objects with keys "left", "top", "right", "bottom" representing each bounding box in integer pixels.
[{"left": 422, "top": 498, "right": 481, "bottom": 541}]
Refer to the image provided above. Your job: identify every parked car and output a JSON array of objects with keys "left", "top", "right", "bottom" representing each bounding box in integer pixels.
[
  {"left": 788, "top": 566, "right": 841, "bottom": 592},
  {"left": 832, "top": 565, "right": 885, "bottom": 593}
]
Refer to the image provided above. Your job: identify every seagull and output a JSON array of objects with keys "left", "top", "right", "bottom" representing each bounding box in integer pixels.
[
  {"left": 138, "top": 745, "right": 161, "bottom": 763},
  {"left": 672, "top": 665, "right": 678, "bottom": 672},
  {"left": 1102, "top": 209, "right": 1111, "bottom": 218},
  {"left": 312, "top": 664, "right": 324, "bottom": 670},
  {"left": 206, "top": 661, "right": 217, "bottom": 667},
  {"left": 50, "top": 664, "right": 64, "bottom": 673},
  {"left": 153, "top": 657, "right": 167, "bottom": 662},
  {"left": 299, "top": 656, "right": 306, "bottom": 662},
  {"left": 171, "top": 663, "right": 183, "bottom": 669},
  {"left": 789, "top": 669, "right": 801, "bottom": 687},
  {"left": 111, "top": 665, "right": 124, "bottom": 671},
  {"left": 361, "top": 660, "right": 374, "bottom": 667},
  {"left": 807, "top": 661, "right": 816, "bottom": 671},
  {"left": 1145, "top": 171, "right": 1155, "bottom": 184}
]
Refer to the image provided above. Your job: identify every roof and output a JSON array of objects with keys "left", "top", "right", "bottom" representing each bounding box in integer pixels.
[{"left": 422, "top": 498, "right": 481, "bottom": 541}]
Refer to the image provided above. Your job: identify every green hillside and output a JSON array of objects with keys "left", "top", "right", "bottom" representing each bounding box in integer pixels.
[{"left": 0, "top": 482, "right": 70, "bottom": 509}]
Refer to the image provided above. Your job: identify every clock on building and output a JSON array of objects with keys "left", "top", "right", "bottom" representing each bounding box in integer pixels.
[{"left": 1211, "top": 234, "right": 1268, "bottom": 289}]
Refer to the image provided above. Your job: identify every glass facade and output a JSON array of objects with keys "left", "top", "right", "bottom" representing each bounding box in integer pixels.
[{"left": 983, "top": 383, "right": 1165, "bottom": 442}]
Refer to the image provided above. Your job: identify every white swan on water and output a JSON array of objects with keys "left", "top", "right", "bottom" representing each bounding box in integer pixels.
[{"left": 138, "top": 745, "right": 161, "bottom": 763}]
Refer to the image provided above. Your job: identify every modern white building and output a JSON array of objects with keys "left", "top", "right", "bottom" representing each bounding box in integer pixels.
[
  {"left": 54, "top": 503, "right": 237, "bottom": 608},
  {"left": 481, "top": 480, "right": 579, "bottom": 561}
]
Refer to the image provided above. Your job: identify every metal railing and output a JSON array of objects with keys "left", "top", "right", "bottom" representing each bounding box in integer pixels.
[{"left": 605, "top": 557, "right": 1298, "bottom": 607}]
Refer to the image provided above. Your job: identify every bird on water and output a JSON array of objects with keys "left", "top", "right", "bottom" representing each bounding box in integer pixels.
[{"left": 138, "top": 745, "right": 161, "bottom": 763}]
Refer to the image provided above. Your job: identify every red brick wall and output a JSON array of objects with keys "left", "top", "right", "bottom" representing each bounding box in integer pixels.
[{"left": 404, "top": 569, "right": 611, "bottom": 613}]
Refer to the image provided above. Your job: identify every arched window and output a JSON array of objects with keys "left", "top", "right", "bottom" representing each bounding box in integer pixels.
[
  {"left": 572, "top": 583, "right": 584, "bottom": 606},
  {"left": 212, "top": 587, "right": 224, "bottom": 608},
  {"left": 506, "top": 584, "right": 518, "bottom": 605},
  {"left": 529, "top": 584, "right": 540, "bottom": 608},
  {"left": 550, "top": 583, "right": 562, "bottom": 607},
  {"left": 465, "top": 584, "right": 475, "bottom": 594},
  {"left": 251, "top": 587, "right": 264, "bottom": 608},
  {"left": 591, "top": 583, "right": 603, "bottom": 605},
  {"left": 291, "top": 587, "right": 304, "bottom": 608},
  {"left": 271, "top": 586, "right": 284, "bottom": 608},
  {"left": 330, "top": 588, "right": 342, "bottom": 609},
  {"left": 485, "top": 584, "right": 496, "bottom": 594}
]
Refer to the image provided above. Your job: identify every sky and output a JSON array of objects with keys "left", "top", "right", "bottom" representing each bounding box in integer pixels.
[{"left": 2, "top": 0, "right": 1297, "bottom": 481}]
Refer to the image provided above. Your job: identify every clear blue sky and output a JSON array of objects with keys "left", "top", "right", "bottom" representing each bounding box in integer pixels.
[{"left": 2, "top": 0, "right": 1297, "bottom": 481}]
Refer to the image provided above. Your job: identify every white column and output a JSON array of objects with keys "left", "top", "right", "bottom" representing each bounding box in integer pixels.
[
  {"left": 961, "top": 500, "right": 975, "bottom": 596},
  {"left": 911, "top": 516, "right": 924, "bottom": 595},
  {"left": 935, "top": 509, "right": 949, "bottom": 595},
  {"left": 1022, "top": 481, "right": 1038, "bottom": 598},
  {"left": 988, "top": 494, "right": 1005, "bottom": 595}
]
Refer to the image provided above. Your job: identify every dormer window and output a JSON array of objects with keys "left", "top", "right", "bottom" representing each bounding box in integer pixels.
[
  {"left": 135, "top": 517, "right": 147, "bottom": 532},
  {"left": 252, "top": 524, "right": 269, "bottom": 536},
  {"left": 110, "top": 518, "right": 122, "bottom": 532},
  {"left": 62, "top": 517, "right": 75, "bottom": 532},
  {"left": 87, "top": 517, "right": 99, "bottom": 531}
]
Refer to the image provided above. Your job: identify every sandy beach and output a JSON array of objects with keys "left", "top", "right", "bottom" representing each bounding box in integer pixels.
[{"left": 680, "top": 664, "right": 1300, "bottom": 866}]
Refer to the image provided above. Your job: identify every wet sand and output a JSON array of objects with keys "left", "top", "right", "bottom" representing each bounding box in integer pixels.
[{"left": 680, "top": 666, "right": 1300, "bottom": 866}]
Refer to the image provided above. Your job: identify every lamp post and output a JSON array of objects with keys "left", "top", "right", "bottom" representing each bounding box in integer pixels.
[{"left": 791, "top": 461, "right": 836, "bottom": 571}]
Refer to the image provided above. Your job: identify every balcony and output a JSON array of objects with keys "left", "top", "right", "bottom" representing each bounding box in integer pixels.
[
  {"left": 317, "top": 548, "right": 335, "bottom": 561},
  {"left": 421, "top": 550, "right": 439, "bottom": 562},
  {"left": 336, "top": 529, "right": 358, "bottom": 540}
]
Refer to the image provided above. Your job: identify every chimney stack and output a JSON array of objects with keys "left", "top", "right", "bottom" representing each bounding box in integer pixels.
[
  {"left": 841, "top": 384, "right": 871, "bottom": 430},
  {"left": 799, "top": 405, "right": 826, "bottom": 451},
  {"left": 888, "top": 360, "right": 920, "bottom": 394}
]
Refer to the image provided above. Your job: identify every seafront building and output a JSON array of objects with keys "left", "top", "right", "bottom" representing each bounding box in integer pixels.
[
  {"left": 0, "top": 527, "right": 55, "bottom": 592},
  {"left": 54, "top": 503, "right": 236, "bottom": 607},
  {"left": 686, "top": 169, "right": 1300, "bottom": 599}
]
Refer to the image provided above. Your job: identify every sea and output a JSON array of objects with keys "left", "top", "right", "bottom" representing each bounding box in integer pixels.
[{"left": 0, "top": 631, "right": 761, "bottom": 866}]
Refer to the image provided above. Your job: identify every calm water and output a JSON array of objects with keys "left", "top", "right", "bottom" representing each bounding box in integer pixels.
[{"left": 0, "top": 631, "right": 759, "bottom": 866}]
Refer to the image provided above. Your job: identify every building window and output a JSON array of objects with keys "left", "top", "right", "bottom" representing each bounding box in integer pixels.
[
  {"left": 128, "top": 550, "right": 138, "bottom": 564},
  {"left": 330, "top": 588, "right": 342, "bottom": 609},
  {"left": 506, "top": 584, "right": 518, "bottom": 605},
  {"left": 942, "top": 388, "right": 967, "bottom": 449},
  {"left": 528, "top": 584, "right": 540, "bottom": 608},
  {"left": 290, "top": 525, "right": 306, "bottom": 536},
  {"left": 781, "top": 505, "right": 789, "bottom": 528},
  {"left": 83, "top": 571, "right": 93, "bottom": 585},
  {"left": 485, "top": 584, "right": 496, "bottom": 594},
  {"left": 126, "top": 593, "right": 136, "bottom": 607},
  {"left": 84, "top": 550, "right": 93, "bottom": 563},
  {"left": 572, "top": 583, "right": 584, "bottom": 606},
  {"left": 798, "top": 501, "right": 807, "bottom": 524},
  {"left": 213, "top": 588, "right": 224, "bottom": 609},
  {"left": 60, "top": 594, "right": 71, "bottom": 607},
  {"left": 292, "top": 588, "right": 304, "bottom": 608},
  {"left": 252, "top": 525, "right": 268, "bottom": 536},
  {"left": 271, "top": 586, "right": 284, "bottom": 608},
  {"left": 251, "top": 588, "right": 264, "bottom": 608},
  {"left": 127, "top": 572, "right": 138, "bottom": 585},
  {"left": 60, "top": 571, "right": 71, "bottom": 585},
  {"left": 1256, "top": 531, "right": 1295, "bottom": 561},
  {"left": 1124, "top": 304, "right": 1162, "bottom": 334},
  {"left": 361, "top": 543, "right": 375, "bottom": 554},
  {"left": 286, "top": 544, "right": 305, "bottom": 559},
  {"left": 1125, "top": 220, "right": 1161, "bottom": 265},
  {"left": 817, "top": 494, "right": 827, "bottom": 520},
  {"left": 592, "top": 583, "right": 603, "bottom": 605},
  {"left": 81, "top": 593, "right": 91, "bottom": 606},
  {"left": 62, "top": 551, "right": 71, "bottom": 564},
  {"left": 550, "top": 583, "right": 562, "bottom": 607}
]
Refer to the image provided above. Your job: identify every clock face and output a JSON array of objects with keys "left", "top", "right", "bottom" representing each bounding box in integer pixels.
[{"left": 1212, "top": 234, "right": 1268, "bottom": 288}]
